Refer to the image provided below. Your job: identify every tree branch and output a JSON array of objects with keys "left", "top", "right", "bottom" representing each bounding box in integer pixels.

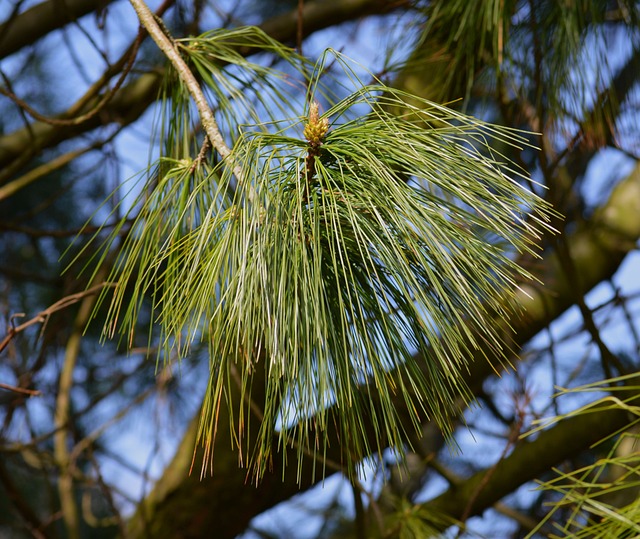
[
  {"left": 128, "top": 0, "right": 244, "bottom": 184},
  {"left": 0, "top": 0, "right": 117, "bottom": 59},
  {"left": 422, "top": 398, "right": 636, "bottom": 530},
  {"left": 54, "top": 275, "right": 108, "bottom": 539},
  {"left": 0, "top": 282, "right": 115, "bottom": 354}
]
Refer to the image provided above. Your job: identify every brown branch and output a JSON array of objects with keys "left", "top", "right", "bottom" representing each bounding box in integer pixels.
[
  {"left": 0, "top": 0, "right": 177, "bottom": 130},
  {"left": 54, "top": 268, "right": 110, "bottom": 539},
  {"left": 128, "top": 0, "right": 245, "bottom": 186},
  {"left": 0, "top": 0, "right": 117, "bottom": 59},
  {"left": 0, "top": 282, "right": 115, "bottom": 354},
  {"left": 422, "top": 396, "right": 636, "bottom": 531},
  {"left": 0, "top": 383, "right": 41, "bottom": 396},
  {"left": 458, "top": 394, "right": 529, "bottom": 530},
  {"left": 0, "top": 30, "right": 141, "bottom": 127},
  {"left": 296, "top": 0, "right": 304, "bottom": 54},
  {"left": 0, "top": 130, "right": 121, "bottom": 202}
]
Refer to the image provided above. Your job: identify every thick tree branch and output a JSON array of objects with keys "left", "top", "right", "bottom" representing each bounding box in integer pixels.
[
  {"left": 258, "top": 0, "right": 408, "bottom": 45},
  {"left": 0, "top": 71, "right": 162, "bottom": 176},
  {"left": 424, "top": 401, "right": 635, "bottom": 530},
  {"left": 0, "top": 0, "right": 118, "bottom": 59}
]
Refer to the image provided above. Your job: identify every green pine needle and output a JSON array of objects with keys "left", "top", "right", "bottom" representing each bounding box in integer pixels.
[{"left": 82, "top": 36, "right": 556, "bottom": 482}]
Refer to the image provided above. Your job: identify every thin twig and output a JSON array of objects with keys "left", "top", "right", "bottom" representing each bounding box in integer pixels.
[
  {"left": 0, "top": 0, "right": 175, "bottom": 128},
  {"left": 457, "top": 399, "right": 528, "bottom": 532},
  {"left": 0, "top": 33, "right": 139, "bottom": 127},
  {"left": 189, "top": 136, "right": 211, "bottom": 173},
  {"left": 0, "top": 133, "right": 118, "bottom": 202},
  {"left": 0, "top": 383, "right": 41, "bottom": 396},
  {"left": 0, "top": 283, "right": 115, "bottom": 354},
  {"left": 128, "top": 0, "right": 245, "bottom": 185},
  {"left": 297, "top": 0, "right": 304, "bottom": 55}
]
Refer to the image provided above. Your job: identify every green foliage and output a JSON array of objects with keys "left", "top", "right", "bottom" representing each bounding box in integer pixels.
[
  {"left": 420, "top": 0, "right": 516, "bottom": 100},
  {"left": 82, "top": 28, "right": 554, "bottom": 481},
  {"left": 384, "top": 497, "right": 459, "bottom": 539},
  {"left": 398, "top": 0, "right": 640, "bottom": 118},
  {"left": 527, "top": 375, "right": 640, "bottom": 538}
]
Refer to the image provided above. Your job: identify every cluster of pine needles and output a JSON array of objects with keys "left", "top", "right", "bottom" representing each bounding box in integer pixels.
[{"left": 78, "top": 27, "right": 554, "bottom": 481}]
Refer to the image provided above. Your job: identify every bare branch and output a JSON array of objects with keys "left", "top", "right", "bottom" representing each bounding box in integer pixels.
[
  {"left": 0, "top": 0, "right": 117, "bottom": 59},
  {"left": 0, "top": 282, "right": 115, "bottom": 354},
  {"left": 0, "top": 383, "right": 41, "bottom": 397},
  {"left": 0, "top": 0, "right": 403, "bottom": 171}
]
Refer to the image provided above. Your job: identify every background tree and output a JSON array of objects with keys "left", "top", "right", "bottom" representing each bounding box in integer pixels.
[{"left": 1, "top": 1, "right": 639, "bottom": 538}]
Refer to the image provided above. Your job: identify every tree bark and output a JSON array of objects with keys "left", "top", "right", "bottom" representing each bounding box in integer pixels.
[{"left": 422, "top": 400, "right": 636, "bottom": 529}]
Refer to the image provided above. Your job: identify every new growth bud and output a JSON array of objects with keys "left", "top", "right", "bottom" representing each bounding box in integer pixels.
[{"left": 303, "top": 101, "right": 329, "bottom": 147}]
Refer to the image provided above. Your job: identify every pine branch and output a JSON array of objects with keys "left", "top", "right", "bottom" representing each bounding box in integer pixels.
[
  {"left": 128, "top": 0, "right": 245, "bottom": 184},
  {"left": 421, "top": 396, "right": 636, "bottom": 531}
]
